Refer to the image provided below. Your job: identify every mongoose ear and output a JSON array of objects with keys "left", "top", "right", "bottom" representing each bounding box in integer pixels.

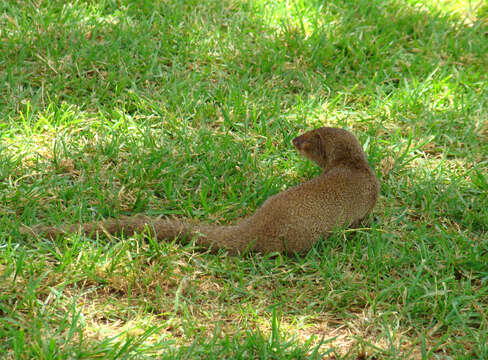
[{"left": 315, "top": 130, "right": 328, "bottom": 155}]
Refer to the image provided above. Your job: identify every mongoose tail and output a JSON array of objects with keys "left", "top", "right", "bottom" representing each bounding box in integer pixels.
[
  {"left": 20, "top": 215, "right": 253, "bottom": 254},
  {"left": 21, "top": 127, "right": 379, "bottom": 255}
]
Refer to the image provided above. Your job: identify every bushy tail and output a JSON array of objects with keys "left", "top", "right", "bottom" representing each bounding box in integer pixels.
[{"left": 20, "top": 215, "right": 251, "bottom": 254}]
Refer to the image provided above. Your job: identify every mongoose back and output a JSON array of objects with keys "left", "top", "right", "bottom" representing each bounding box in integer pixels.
[{"left": 22, "top": 127, "right": 379, "bottom": 254}]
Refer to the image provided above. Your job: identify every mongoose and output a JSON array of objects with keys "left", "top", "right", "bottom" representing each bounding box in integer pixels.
[{"left": 21, "top": 127, "right": 379, "bottom": 254}]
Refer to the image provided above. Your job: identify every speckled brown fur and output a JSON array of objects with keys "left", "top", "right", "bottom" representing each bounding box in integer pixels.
[{"left": 21, "top": 127, "right": 379, "bottom": 254}]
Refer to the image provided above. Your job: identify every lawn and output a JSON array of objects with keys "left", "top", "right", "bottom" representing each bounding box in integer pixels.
[{"left": 1, "top": 0, "right": 487, "bottom": 358}]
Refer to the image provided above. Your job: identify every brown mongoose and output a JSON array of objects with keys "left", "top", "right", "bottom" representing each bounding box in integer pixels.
[{"left": 21, "top": 127, "right": 379, "bottom": 254}]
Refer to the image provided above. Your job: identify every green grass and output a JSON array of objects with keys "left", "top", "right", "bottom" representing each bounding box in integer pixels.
[{"left": 1, "top": 0, "right": 487, "bottom": 358}]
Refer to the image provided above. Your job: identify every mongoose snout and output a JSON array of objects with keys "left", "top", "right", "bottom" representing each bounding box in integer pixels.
[
  {"left": 292, "top": 136, "right": 300, "bottom": 147},
  {"left": 292, "top": 134, "right": 308, "bottom": 150}
]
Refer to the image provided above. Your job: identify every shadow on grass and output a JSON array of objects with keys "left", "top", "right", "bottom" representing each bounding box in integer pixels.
[
  {"left": 1, "top": 1, "right": 488, "bottom": 357},
  {"left": 2, "top": 0, "right": 487, "bottom": 221},
  {"left": 1, "top": 0, "right": 487, "bottom": 117}
]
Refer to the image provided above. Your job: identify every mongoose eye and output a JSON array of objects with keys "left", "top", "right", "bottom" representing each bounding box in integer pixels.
[{"left": 302, "top": 141, "right": 312, "bottom": 151}]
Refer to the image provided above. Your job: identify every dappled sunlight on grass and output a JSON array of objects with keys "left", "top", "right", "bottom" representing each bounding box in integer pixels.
[
  {"left": 1, "top": 0, "right": 487, "bottom": 358},
  {"left": 421, "top": 0, "right": 488, "bottom": 23}
]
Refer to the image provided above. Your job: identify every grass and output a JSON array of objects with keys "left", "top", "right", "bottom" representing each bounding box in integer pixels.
[{"left": 1, "top": 0, "right": 487, "bottom": 358}]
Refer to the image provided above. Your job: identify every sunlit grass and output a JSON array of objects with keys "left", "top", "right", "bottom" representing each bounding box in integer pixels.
[{"left": 1, "top": 0, "right": 487, "bottom": 358}]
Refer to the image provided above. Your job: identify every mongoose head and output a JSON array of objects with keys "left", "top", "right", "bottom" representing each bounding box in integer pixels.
[{"left": 292, "top": 127, "right": 368, "bottom": 170}]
